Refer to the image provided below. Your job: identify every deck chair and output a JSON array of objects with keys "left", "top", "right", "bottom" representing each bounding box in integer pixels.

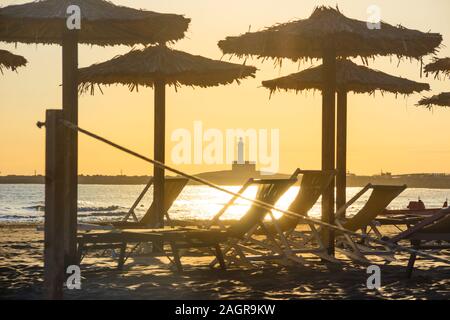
[
  {"left": 78, "top": 178, "right": 295, "bottom": 272},
  {"left": 389, "top": 207, "right": 450, "bottom": 277},
  {"left": 203, "top": 178, "right": 296, "bottom": 269},
  {"left": 334, "top": 184, "right": 407, "bottom": 263},
  {"left": 244, "top": 169, "right": 337, "bottom": 265},
  {"left": 113, "top": 177, "right": 189, "bottom": 228}
]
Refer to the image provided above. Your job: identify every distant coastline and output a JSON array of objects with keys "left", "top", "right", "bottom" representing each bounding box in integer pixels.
[{"left": 1, "top": 172, "right": 450, "bottom": 189}]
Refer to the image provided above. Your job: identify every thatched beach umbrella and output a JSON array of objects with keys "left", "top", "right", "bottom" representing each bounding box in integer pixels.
[
  {"left": 218, "top": 6, "right": 442, "bottom": 254},
  {"left": 424, "top": 57, "right": 450, "bottom": 79},
  {"left": 418, "top": 92, "right": 450, "bottom": 109},
  {"left": 0, "top": 0, "right": 189, "bottom": 264},
  {"left": 0, "top": 49, "right": 27, "bottom": 73},
  {"left": 79, "top": 45, "right": 257, "bottom": 227},
  {"left": 263, "top": 59, "right": 430, "bottom": 212},
  {"left": 420, "top": 58, "right": 450, "bottom": 109}
]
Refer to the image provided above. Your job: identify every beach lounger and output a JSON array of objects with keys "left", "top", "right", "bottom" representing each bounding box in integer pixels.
[
  {"left": 243, "top": 169, "right": 337, "bottom": 265},
  {"left": 77, "top": 178, "right": 295, "bottom": 272},
  {"left": 388, "top": 207, "right": 450, "bottom": 277},
  {"left": 333, "top": 184, "right": 407, "bottom": 263},
  {"left": 113, "top": 177, "right": 189, "bottom": 228}
]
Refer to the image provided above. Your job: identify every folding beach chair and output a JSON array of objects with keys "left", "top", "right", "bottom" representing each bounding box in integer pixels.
[
  {"left": 242, "top": 169, "right": 338, "bottom": 265},
  {"left": 202, "top": 178, "right": 296, "bottom": 269},
  {"left": 113, "top": 177, "right": 189, "bottom": 228},
  {"left": 389, "top": 207, "right": 450, "bottom": 277},
  {"left": 78, "top": 178, "right": 295, "bottom": 272},
  {"left": 334, "top": 184, "right": 407, "bottom": 263}
]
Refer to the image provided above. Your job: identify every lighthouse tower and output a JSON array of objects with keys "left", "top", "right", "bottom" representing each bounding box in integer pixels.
[
  {"left": 237, "top": 137, "right": 244, "bottom": 164},
  {"left": 232, "top": 137, "right": 256, "bottom": 174}
]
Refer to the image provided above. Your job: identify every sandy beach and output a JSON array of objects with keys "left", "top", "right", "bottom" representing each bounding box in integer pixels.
[{"left": 1, "top": 224, "right": 449, "bottom": 300}]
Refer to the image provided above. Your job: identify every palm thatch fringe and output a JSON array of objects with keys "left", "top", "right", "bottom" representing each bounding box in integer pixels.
[
  {"left": 0, "top": 49, "right": 27, "bottom": 73},
  {"left": 417, "top": 92, "right": 450, "bottom": 109},
  {"left": 424, "top": 57, "right": 450, "bottom": 79},
  {"left": 78, "top": 45, "right": 257, "bottom": 94},
  {"left": 0, "top": 0, "right": 190, "bottom": 46},
  {"left": 262, "top": 60, "right": 429, "bottom": 96},
  {"left": 218, "top": 6, "right": 442, "bottom": 62}
]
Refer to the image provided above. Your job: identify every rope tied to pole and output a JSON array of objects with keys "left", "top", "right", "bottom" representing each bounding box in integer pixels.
[{"left": 39, "top": 119, "right": 450, "bottom": 265}]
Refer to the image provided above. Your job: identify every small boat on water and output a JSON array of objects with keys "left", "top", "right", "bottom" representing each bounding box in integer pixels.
[
  {"left": 376, "top": 198, "right": 448, "bottom": 227},
  {"left": 382, "top": 198, "right": 448, "bottom": 217}
]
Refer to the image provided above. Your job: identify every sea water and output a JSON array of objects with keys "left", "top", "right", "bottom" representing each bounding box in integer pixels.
[{"left": 0, "top": 184, "right": 448, "bottom": 224}]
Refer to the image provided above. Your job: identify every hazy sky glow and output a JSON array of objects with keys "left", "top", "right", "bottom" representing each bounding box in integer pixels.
[{"left": 1, "top": 0, "right": 450, "bottom": 176}]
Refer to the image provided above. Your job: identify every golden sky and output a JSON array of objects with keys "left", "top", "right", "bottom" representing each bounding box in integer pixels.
[{"left": 1, "top": 0, "right": 450, "bottom": 176}]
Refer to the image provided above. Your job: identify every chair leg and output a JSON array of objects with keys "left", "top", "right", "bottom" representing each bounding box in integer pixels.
[
  {"left": 214, "top": 244, "right": 227, "bottom": 270},
  {"left": 152, "top": 239, "right": 165, "bottom": 254},
  {"left": 406, "top": 253, "right": 417, "bottom": 279},
  {"left": 406, "top": 241, "right": 421, "bottom": 278},
  {"left": 233, "top": 245, "right": 254, "bottom": 267},
  {"left": 117, "top": 242, "right": 127, "bottom": 270},
  {"left": 209, "top": 244, "right": 233, "bottom": 268},
  {"left": 170, "top": 242, "right": 183, "bottom": 273}
]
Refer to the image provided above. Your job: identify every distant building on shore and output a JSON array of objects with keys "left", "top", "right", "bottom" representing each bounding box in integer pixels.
[
  {"left": 232, "top": 160, "right": 257, "bottom": 175},
  {"left": 192, "top": 138, "right": 288, "bottom": 185}
]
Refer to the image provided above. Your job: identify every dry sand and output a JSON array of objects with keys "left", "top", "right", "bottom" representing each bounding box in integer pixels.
[{"left": 0, "top": 225, "right": 449, "bottom": 300}]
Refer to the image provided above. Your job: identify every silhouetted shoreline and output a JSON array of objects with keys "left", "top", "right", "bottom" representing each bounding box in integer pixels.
[{"left": 1, "top": 173, "right": 450, "bottom": 188}]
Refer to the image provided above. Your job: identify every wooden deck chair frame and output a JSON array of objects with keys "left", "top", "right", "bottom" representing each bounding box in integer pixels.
[
  {"left": 113, "top": 177, "right": 189, "bottom": 228},
  {"left": 239, "top": 169, "right": 338, "bottom": 266},
  {"left": 121, "top": 178, "right": 295, "bottom": 272},
  {"left": 333, "top": 184, "right": 407, "bottom": 263},
  {"left": 194, "top": 178, "right": 297, "bottom": 269},
  {"left": 77, "top": 178, "right": 188, "bottom": 266},
  {"left": 78, "top": 178, "right": 295, "bottom": 273},
  {"left": 389, "top": 207, "right": 450, "bottom": 278}
]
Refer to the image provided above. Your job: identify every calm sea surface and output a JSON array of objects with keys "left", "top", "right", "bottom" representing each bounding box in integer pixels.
[{"left": 0, "top": 184, "right": 448, "bottom": 224}]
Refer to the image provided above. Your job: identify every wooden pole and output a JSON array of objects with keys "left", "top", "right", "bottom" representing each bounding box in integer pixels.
[
  {"left": 62, "top": 30, "right": 78, "bottom": 266},
  {"left": 152, "top": 80, "right": 166, "bottom": 227},
  {"left": 44, "top": 110, "right": 66, "bottom": 300},
  {"left": 321, "top": 49, "right": 336, "bottom": 255},
  {"left": 336, "top": 90, "right": 347, "bottom": 216}
]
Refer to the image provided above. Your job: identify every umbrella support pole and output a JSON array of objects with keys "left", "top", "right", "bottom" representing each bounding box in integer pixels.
[
  {"left": 336, "top": 90, "right": 347, "bottom": 217},
  {"left": 153, "top": 80, "right": 166, "bottom": 228},
  {"left": 44, "top": 110, "right": 66, "bottom": 300},
  {"left": 62, "top": 30, "right": 78, "bottom": 267},
  {"left": 321, "top": 50, "right": 336, "bottom": 256}
]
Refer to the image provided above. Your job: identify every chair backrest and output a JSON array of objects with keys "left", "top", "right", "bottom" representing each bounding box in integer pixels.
[
  {"left": 140, "top": 178, "right": 189, "bottom": 225},
  {"left": 343, "top": 185, "right": 406, "bottom": 232},
  {"left": 276, "top": 171, "right": 335, "bottom": 231},
  {"left": 391, "top": 207, "right": 450, "bottom": 242},
  {"left": 227, "top": 179, "right": 295, "bottom": 238},
  {"left": 422, "top": 213, "right": 450, "bottom": 233}
]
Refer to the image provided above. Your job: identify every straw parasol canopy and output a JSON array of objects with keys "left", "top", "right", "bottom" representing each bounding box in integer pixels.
[
  {"left": 79, "top": 45, "right": 257, "bottom": 92},
  {"left": 0, "top": 0, "right": 190, "bottom": 266},
  {"left": 78, "top": 44, "right": 257, "bottom": 227},
  {"left": 424, "top": 57, "right": 450, "bottom": 79},
  {"left": 0, "top": 49, "right": 27, "bottom": 73},
  {"left": 218, "top": 7, "right": 442, "bottom": 246},
  {"left": 417, "top": 92, "right": 450, "bottom": 109},
  {"left": 263, "top": 59, "right": 430, "bottom": 216},
  {"left": 218, "top": 6, "right": 442, "bottom": 62},
  {"left": 262, "top": 59, "right": 430, "bottom": 95},
  {"left": 0, "top": 0, "right": 190, "bottom": 46}
]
